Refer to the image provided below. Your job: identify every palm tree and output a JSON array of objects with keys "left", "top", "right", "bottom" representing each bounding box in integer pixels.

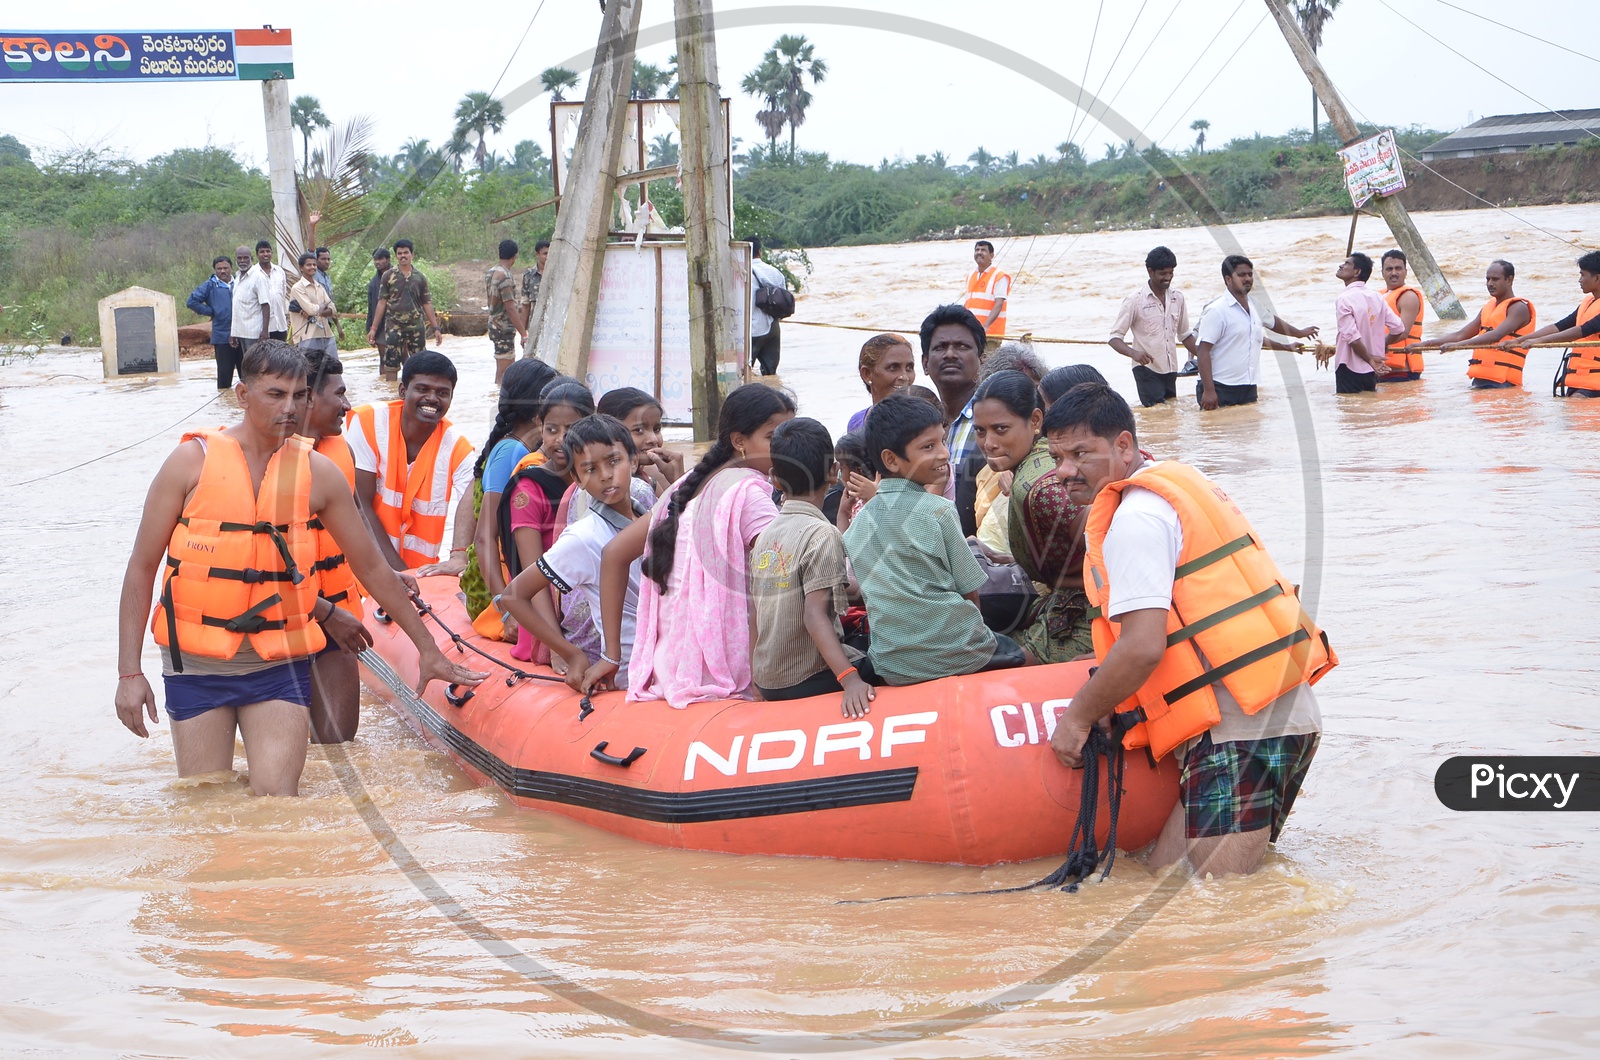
[
  {"left": 1002, "top": 149, "right": 1020, "bottom": 171},
  {"left": 968, "top": 147, "right": 994, "bottom": 175},
  {"left": 290, "top": 116, "right": 376, "bottom": 258},
  {"left": 540, "top": 66, "right": 580, "bottom": 102},
  {"left": 648, "top": 134, "right": 679, "bottom": 168},
  {"left": 443, "top": 130, "right": 472, "bottom": 174},
  {"left": 930, "top": 150, "right": 947, "bottom": 170},
  {"left": 1056, "top": 141, "right": 1087, "bottom": 170},
  {"left": 453, "top": 91, "right": 506, "bottom": 171},
  {"left": 289, "top": 95, "right": 330, "bottom": 175},
  {"left": 1293, "top": 0, "right": 1342, "bottom": 144},
  {"left": 1190, "top": 118, "right": 1210, "bottom": 154},
  {"left": 740, "top": 54, "right": 787, "bottom": 159},
  {"left": 630, "top": 61, "right": 666, "bottom": 100},
  {"left": 664, "top": 53, "right": 680, "bottom": 99},
  {"left": 770, "top": 34, "right": 827, "bottom": 161}
]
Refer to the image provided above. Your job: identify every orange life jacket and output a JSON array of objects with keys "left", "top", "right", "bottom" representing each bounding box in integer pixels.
[
  {"left": 1556, "top": 295, "right": 1600, "bottom": 396},
  {"left": 310, "top": 434, "right": 363, "bottom": 620},
  {"left": 1466, "top": 296, "right": 1536, "bottom": 386},
  {"left": 964, "top": 266, "right": 1010, "bottom": 336},
  {"left": 152, "top": 430, "right": 326, "bottom": 672},
  {"left": 1383, "top": 284, "right": 1426, "bottom": 374},
  {"left": 1082, "top": 462, "right": 1337, "bottom": 761},
  {"left": 348, "top": 400, "right": 474, "bottom": 568}
]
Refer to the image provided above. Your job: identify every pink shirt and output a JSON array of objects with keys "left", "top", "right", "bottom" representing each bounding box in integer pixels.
[
  {"left": 627, "top": 467, "right": 779, "bottom": 706},
  {"left": 1335, "top": 281, "right": 1404, "bottom": 375}
]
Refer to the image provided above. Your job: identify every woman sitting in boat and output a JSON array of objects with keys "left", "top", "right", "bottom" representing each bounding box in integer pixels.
[
  {"left": 585, "top": 383, "right": 797, "bottom": 704},
  {"left": 461, "top": 358, "right": 558, "bottom": 640},
  {"left": 500, "top": 381, "right": 596, "bottom": 662},
  {"left": 500, "top": 414, "right": 649, "bottom": 691},
  {"left": 845, "top": 332, "right": 918, "bottom": 433},
  {"left": 1004, "top": 364, "right": 1110, "bottom": 663}
]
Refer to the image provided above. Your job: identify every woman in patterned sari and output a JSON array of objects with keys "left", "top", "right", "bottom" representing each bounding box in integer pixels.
[{"left": 1009, "top": 365, "right": 1109, "bottom": 663}]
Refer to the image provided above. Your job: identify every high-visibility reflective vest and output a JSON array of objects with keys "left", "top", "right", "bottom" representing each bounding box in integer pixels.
[
  {"left": 964, "top": 266, "right": 1011, "bottom": 336},
  {"left": 1383, "top": 284, "right": 1426, "bottom": 374},
  {"left": 310, "top": 435, "right": 363, "bottom": 619},
  {"left": 1556, "top": 295, "right": 1600, "bottom": 396},
  {"left": 152, "top": 430, "right": 325, "bottom": 672},
  {"left": 348, "top": 400, "right": 473, "bottom": 568},
  {"left": 1082, "top": 462, "right": 1337, "bottom": 761},
  {"left": 1466, "top": 296, "right": 1537, "bottom": 386}
]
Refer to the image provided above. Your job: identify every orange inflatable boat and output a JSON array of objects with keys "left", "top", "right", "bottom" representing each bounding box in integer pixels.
[{"left": 359, "top": 577, "right": 1181, "bottom": 866}]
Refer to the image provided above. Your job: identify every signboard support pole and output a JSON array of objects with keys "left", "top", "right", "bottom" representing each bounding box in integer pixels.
[
  {"left": 675, "top": 0, "right": 737, "bottom": 441},
  {"left": 527, "top": 0, "right": 644, "bottom": 379},
  {"left": 261, "top": 76, "right": 303, "bottom": 262},
  {"left": 1263, "top": 0, "right": 1465, "bottom": 320}
]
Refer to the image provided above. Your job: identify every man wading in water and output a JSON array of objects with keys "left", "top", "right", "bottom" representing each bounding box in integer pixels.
[
  {"left": 115, "top": 340, "right": 483, "bottom": 795},
  {"left": 1046, "top": 383, "right": 1334, "bottom": 875}
]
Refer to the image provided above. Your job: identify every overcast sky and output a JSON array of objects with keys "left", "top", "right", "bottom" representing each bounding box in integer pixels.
[{"left": 1, "top": 0, "right": 1591, "bottom": 171}]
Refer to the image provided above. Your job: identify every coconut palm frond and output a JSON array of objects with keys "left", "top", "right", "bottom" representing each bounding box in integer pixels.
[{"left": 295, "top": 115, "right": 377, "bottom": 250}]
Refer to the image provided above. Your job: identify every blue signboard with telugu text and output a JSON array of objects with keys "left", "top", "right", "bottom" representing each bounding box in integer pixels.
[{"left": 0, "top": 29, "right": 293, "bottom": 83}]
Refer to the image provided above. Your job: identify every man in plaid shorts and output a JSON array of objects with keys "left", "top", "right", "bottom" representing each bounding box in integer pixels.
[{"left": 1046, "top": 382, "right": 1332, "bottom": 876}]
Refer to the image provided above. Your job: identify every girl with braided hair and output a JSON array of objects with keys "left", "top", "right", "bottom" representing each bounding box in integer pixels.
[
  {"left": 582, "top": 383, "right": 796, "bottom": 705},
  {"left": 461, "top": 359, "right": 558, "bottom": 636}
]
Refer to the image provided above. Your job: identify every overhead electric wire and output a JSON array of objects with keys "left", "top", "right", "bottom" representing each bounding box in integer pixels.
[
  {"left": 1140, "top": 0, "right": 1249, "bottom": 141},
  {"left": 1419, "top": 0, "right": 1599, "bottom": 67},
  {"left": 1069, "top": 0, "right": 1153, "bottom": 157},
  {"left": 1374, "top": 0, "right": 1600, "bottom": 143},
  {"left": 1064, "top": 0, "right": 1108, "bottom": 150},
  {"left": 488, "top": 0, "right": 550, "bottom": 99},
  {"left": 1102, "top": 0, "right": 1186, "bottom": 121},
  {"left": 6, "top": 391, "right": 221, "bottom": 488},
  {"left": 1159, "top": 13, "right": 1270, "bottom": 148}
]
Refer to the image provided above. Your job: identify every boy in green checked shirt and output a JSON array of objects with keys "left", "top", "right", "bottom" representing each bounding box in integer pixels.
[{"left": 843, "top": 394, "right": 1027, "bottom": 686}]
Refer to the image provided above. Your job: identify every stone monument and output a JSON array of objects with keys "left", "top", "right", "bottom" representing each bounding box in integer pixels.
[{"left": 98, "top": 286, "right": 179, "bottom": 379}]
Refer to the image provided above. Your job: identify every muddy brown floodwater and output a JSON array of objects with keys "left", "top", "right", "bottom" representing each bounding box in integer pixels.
[{"left": 1, "top": 203, "right": 1597, "bottom": 1056}]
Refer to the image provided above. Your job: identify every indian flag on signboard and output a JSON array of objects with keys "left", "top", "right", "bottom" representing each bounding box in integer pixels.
[{"left": 234, "top": 28, "right": 293, "bottom": 80}]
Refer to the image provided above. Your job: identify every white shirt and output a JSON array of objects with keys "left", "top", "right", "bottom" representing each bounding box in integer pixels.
[
  {"left": 750, "top": 257, "right": 786, "bottom": 338},
  {"left": 345, "top": 412, "right": 476, "bottom": 561},
  {"left": 537, "top": 511, "right": 643, "bottom": 685},
  {"left": 231, "top": 263, "right": 290, "bottom": 338},
  {"left": 1103, "top": 463, "right": 1320, "bottom": 746},
  {"left": 1195, "top": 293, "right": 1266, "bottom": 386}
]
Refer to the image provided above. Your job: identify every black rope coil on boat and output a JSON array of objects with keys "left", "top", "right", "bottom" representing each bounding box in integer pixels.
[{"left": 372, "top": 597, "right": 593, "bottom": 716}]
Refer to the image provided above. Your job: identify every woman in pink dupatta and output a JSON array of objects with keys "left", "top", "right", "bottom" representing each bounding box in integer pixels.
[{"left": 583, "top": 384, "right": 797, "bottom": 706}]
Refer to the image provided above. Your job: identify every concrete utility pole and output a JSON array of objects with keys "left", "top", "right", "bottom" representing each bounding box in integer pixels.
[
  {"left": 526, "top": 0, "right": 644, "bottom": 377},
  {"left": 674, "top": 0, "right": 738, "bottom": 439},
  {"left": 261, "top": 77, "right": 304, "bottom": 262},
  {"left": 1264, "top": 0, "right": 1466, "bottom": 320}
]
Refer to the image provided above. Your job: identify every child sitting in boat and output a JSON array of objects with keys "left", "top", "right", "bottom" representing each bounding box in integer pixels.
[
  {"left": 584, "top": 383, "right": 797, "bottom": 704},
  {"left": 501, "top": 414, "right": 648, "bottom": 691},
  {"left": 596, "top": 387, "right": 685, "bottom": 496},
  {"left": 501, "top": 381, "right": 596, "bottom": 664},
  {"left": 751, "top": 418, "right": 873, "bottom": 717},
  {"left": 843, "top": 394, "right": 1028, "bottom": 685}
]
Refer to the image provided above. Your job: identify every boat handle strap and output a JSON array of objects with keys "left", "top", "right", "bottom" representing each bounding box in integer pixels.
[
  {"left": 590, "top": 741, "right": 647, "bottom": 767},
  {"left": 444, "top": 684, "right": 475, "bottom": 708}
]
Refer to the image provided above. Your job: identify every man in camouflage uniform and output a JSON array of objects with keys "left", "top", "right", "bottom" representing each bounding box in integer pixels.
[
  {"left": 518, "top": 239, "right": 550, "bottom": 352},
  {"left": 486, "top": 238, "right": 528, "bottom": 384},
  {"left": 366, "top": 239, "right": 442, "bottom": 382}
]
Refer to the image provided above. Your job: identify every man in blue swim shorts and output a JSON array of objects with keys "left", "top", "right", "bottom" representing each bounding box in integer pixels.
[{"left": 114, "top": 340, "right": 485, "bottom": 796}]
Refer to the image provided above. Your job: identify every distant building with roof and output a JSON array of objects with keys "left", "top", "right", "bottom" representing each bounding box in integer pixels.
[{"left": 1419, "top": 110, "right": 1600, "bottom": 160}]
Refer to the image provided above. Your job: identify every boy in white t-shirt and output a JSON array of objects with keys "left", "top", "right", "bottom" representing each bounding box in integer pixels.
[{"left": 500, "top": 415, "right": 646, "bottom": 692}]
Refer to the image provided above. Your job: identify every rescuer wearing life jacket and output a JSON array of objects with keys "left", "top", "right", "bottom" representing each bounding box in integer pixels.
[
  {"left": 1500, "top": 250, "right": 1600, "bottom": 398},
  {"left": 115, "top": 340, "right": 485, "bottom": 796},
  {"left": 297, "top": 345, "right": 389, "bottom": 745},
  {"left": 1045, "top": 382, "right": 1334, "bottom": 876},
  {"left": 346, "top": 350, "right": 477, "bottom": 575},
  {"left": 1378, "top": 249, "right": 1426, "bottom": 381},
  {"left": 963, "top": 240, "right": 1011, "bottom": 351},
  {"left": 1413, "top": 260, "right": 1536, "bottom": 388}
]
